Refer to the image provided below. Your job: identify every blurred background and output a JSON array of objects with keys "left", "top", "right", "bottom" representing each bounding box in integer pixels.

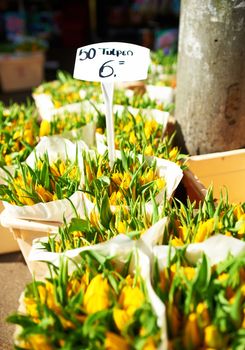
[{"left": 0, "top": 0, "right": 180, "bottom": 102}]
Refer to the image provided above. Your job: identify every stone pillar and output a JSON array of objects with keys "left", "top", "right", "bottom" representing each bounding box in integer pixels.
[{"left": 175, "top": 0, "right": 245, "bottom": 155}]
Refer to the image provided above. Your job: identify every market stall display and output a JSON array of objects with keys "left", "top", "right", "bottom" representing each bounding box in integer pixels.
[{"left": 0, "top": 42, "right": 244, "bottom": 350}]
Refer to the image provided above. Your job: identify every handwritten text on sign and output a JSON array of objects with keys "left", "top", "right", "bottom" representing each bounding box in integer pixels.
[{"left": 73, "top": 42, "right": 150, "bottom": 82}]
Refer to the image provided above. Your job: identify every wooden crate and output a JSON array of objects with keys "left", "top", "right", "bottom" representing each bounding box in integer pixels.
[
  {"left": 0, "top": 211, "right": 59, "bottom": 271},
  {"left": 0, "top": 201, "right": 19, "bottom": 254},
  {"left": 187, "top": 149, "right": 245, "bottom": 203},
  {"left": 0, "top": 52, "right": 45, "bottom": 92}
]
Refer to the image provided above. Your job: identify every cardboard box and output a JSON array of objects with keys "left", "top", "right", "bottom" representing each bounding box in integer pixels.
[
  {"left": 0, "top": 52, "right": 45, "bottom": 92},
  {"left": 187, "top": 149, "right": 245, "bottom": 203}
]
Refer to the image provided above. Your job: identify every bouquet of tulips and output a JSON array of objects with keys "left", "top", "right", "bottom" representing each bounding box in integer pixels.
[
  {"left": 8, "top": 246, "right": 165, "bottom": 349},
  {"left": 31, "top": 192, "right": 167, "bottom": 254},
  {"left": 33, "top": 71, "right": 101, "bottom": 109},
  {"left": 39, "top": 108, "right": 97, "bottom": 148},
  {"left": 29, "top": 189, "right": 167, "bottom": 261},
  {"left": 150, "top": 50, "right": 177, "bottom": 75},
  {"left": 82, "top": 148, "right": 182, "bottom": 207},
  {"left": 0, "top": 153, "right": 81, "bottom": 206},
  {"left": 148, "top": 50, "right": 177, "bottom": 87},
  {"left": 27, "top": 187, "right": 168, "bottom": 279},
  {"left": 153, "top": 245, "right": 245, "bottom": 350},
  {"left": 0, "top": 101, "right": 39, "bottom": 166},
  {"left": 161, "top": 188, "right": 245, "bottom": 246},
  {"left": 113, "top": 87, "right": 171, "bottom": 111},
  {"left": 0, "top": 136, "right": 87, "bottom": 221},
  {"left": 96, "top": 107, "right": 186, "bottom": 166},
  {"left": 39, "top": 110, "right": 93, "bottom": 138}
]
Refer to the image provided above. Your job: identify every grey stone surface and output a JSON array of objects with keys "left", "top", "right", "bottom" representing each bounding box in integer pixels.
[{"left": 0, "top": 252, "right": 31, "bottom": 350}]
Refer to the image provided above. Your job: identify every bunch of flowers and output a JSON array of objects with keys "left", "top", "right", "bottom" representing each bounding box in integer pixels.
[
  {"left": 153, "top": 248, "right": 245, "bottom": 349},
  {"left": 0, "top": 152, "right": 81, "bottom": 206},
  {"left": 42, "top": 193, "right": 165, "bottom": 252},
  {"left": 148, "top": 49, "right": 177, "bottom": 87},
  {"left": 82, "top": 149, "right": 166, "bottom": 206},
  {"left": 162, "top": 188, "right": 245, "bottom": 246},
  {"left": 34, "top": 71, "right": 100, "bottom": 108},
  {"left": 8, "top": 251, "right": 162, "bottom": 349},
  {"left": 39, "top": 110, "right": 95, "bottom": 138},
  {"left": 96, "top": 109, "right": 186, "bottom": 166},
  {"left": 114, "top": 88, "right": 169, "bottom": 111},
  {"left": 15, "top": 37, "right": 47, "bottom": 52},
  {"left": 0, "top": 101, "right": 39, "bottom": 166},
  {"left": 150, "top": 49, "right": 177, "bottom": 75}
]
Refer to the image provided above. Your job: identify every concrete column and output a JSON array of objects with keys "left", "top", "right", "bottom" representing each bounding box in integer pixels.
[{"left": 175, "top": 0, "right": 245, "bottom": 155}]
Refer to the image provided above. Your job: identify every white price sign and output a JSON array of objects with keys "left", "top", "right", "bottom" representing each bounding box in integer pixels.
[{"left": 73, "top": 42, "right": 150, "bottom": 82}]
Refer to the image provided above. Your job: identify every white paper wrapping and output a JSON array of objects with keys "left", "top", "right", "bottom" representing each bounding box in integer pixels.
[
  {"left": 146, "top": 85, "right": 174, "bottom": 104},
  {"left": 185, "top": 234, "right": 245, "bottom": 265},
  {"left": 28, "top": 217, "right": 168, "bottom": 275},
  {"left": 3, "top": 190, "right": 85, "bottom": 222},
  {"left": 32, "top": 92, "right": 54, "bottom": 119},
  {"left": 25, "top": 135, "right": 86, "bottom": 168},
  {"left": 153, "top": 234, "right": 245, "bottom": 268}
]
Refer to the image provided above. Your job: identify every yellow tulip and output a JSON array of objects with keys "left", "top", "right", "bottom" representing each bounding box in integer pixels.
[
  {"left": 196, "top": 302, "right": 210, "bottom": 327},
  {"left": 105, "top": 332, "right": 129, "bottom": 350},
  {"left": 96, "top": 127, "right": 103, "bottom": 134},
  {"left": 58, "top": 161, "right": 66, "bottom": 176},
  {"left": 119, "top": 285, "right": 145, "bottom": 316},
  {"left": 121, "top": 173, "right": 131, "bottom": 190},
  {"left": 123, "top": 121, "right": 133, "bottom": 133},
  {"left": 142, "top": 337, "right": 157, "bottom": 350},
  {"left": 116, "top": 220, "right": 127, "bottom": 234},
  {"left": 83, "top": 274, "right": 110, "bottom": 314},
  {"left": 237, "top": 214, "right": 245, "bottom": 236},
  {"left": 39, "top": 120, "right": 51, "bottom": 137},
  {"left": 113, "top": 308, "right": 130, "bottom": 331},
  {"left": 233, "top": 205, "right": 244, "bottom": 220},
  {"left": 177, "top": 225, "right": 189, "bottom": 242},
  {"left": 242, "top": 308, "right": 245, "bottom": 328},
  {"left": 28, "top": 334, "right": 53, "bottom": 350},
  {"left": 24, "top": 129, "right": 34, "bottom": 145},
  {"left": 129, "top": 131, "right": 137, "bottom": 144},
  {"left": 35, "top": 184, "right": 53, "bottom": 202},
  {"left": 183, "top": 313, "right": 201, "bottom": 349},
  {"left": 204, "top": 325, "right": 223, "bottom": 348},
  {"left": 140, "top": 168, "right": 154, "bottom": 185},
  {"left": 90, "top": 210, "right": 100, "bottom": 229},
  {"left": 4, "top": 154, "right": 12, "bottom": 165},
  {"left": 195, "top": 218, "right": 215, "bottom": 242},
  {"left": 20, "top": 195, "right": 36, "bottom": 206},
  {"left": 154, "top": 178, "right": 166, "bottom": 191},
  {"left": 111, "top": 172, "right": 123, "bottom": 186},
  {"left": 54, "top": 101, "right": 62, "bottom": 108},
  {"left": 217, "top": 273, "right": 228, "bottom": 283},
  {"left": 169, "top": 147, "right": 178, "bottom": 160},
  {"left": 135, "top": 114, "right": 142, "bottom": 123},
  {"left": 24, "top": 297, "right": 39, "bottom": 319},
  {"left": 171, "top": 237, "right": 184, "bottom": 247},
  {"left": 144, "top": 144, "right": 153, "bottom": 156},
  {"left": 182, "top": 266, "right": 196, "bottom": 281},
  {"left": 13, "top": 130, "right": 21, "bottom": 140},
  {"left": 45, "top": 282, "right": 58, "bottom": 311}
]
